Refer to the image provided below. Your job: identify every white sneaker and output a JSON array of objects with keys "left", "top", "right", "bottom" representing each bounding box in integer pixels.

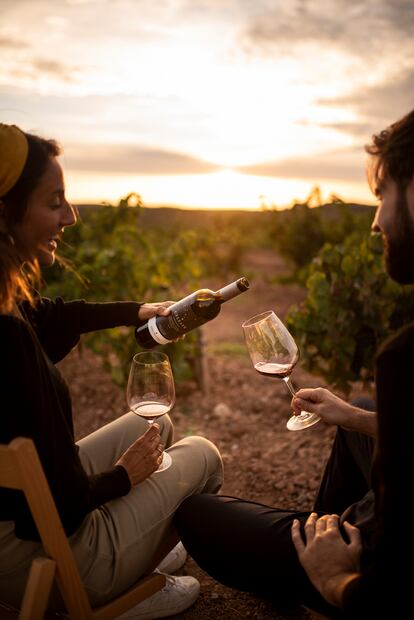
[
  {"left": 116, "top": 573, "right": 200, "bottom": 619},
  {"left": 156, "top": 542, "right": 187, "bottom": 574}
]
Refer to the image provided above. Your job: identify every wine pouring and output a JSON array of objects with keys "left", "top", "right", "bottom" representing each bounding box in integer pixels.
[
  {"left": 126, "top": 351, "right": 175, "bottom": 471},
  {"left": 242, "top": 310, "right": 320, "bottom": 431},
  {"left": 136, "top": 277, "right": 250, "bottom": 348}
]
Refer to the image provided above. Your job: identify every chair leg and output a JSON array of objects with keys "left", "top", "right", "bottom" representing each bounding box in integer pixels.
[
  {"left": 304, "top": 609, "right": 330, "bottom": 620},
  {"left": 19, "top": 557, "right": 56, "bottom": 620}
]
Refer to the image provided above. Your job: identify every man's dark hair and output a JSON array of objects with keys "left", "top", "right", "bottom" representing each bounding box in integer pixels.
[{"left": 366, "top": 109, "right": 414, "bottom": 192}]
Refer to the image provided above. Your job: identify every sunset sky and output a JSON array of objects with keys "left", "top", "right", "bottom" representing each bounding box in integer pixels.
[{"left": 1, "top": 0, "right": 413, "bottom": 209}]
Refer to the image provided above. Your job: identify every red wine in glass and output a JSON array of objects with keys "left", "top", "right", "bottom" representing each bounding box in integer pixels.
[
  {"left": 243, "top": 311, "right": 320, "bottom": 431},
  {"left": 126, "top": 351, "right": 175, "bottom": 471}
]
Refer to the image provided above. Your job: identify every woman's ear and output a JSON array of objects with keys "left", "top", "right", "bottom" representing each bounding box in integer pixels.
[
  {"left": 0, "top": 200, "right": 7, "bottom": 233},
  {"left": 0, "top": 201, "right": 15, "bottom": 246}
]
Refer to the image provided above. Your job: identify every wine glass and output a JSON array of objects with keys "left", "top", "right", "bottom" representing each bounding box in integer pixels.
[
  {"left": 126, "top": 351, "right": 175, "bottom": 471},
  {"left": 242, "top": 310, "right": 320, "bottom": 431}
]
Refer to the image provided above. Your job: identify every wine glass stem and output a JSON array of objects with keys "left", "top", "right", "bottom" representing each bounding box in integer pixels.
[{"left": 283, "top": 376, "right": 297, "bottom": 397}]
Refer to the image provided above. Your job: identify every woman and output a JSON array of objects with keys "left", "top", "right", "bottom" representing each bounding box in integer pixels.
[{"left": 0, "top": 123, "right": 223, "bottom": 619}]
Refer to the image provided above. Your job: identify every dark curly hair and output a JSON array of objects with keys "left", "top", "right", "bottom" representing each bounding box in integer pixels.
[{"left": 366, "top": 109, "right": 414, "bottom": 193}]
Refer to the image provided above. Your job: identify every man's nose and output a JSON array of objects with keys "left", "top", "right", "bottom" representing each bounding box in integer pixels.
[{"left": 371, "top": 206, "right": 382, "bottom": 234}]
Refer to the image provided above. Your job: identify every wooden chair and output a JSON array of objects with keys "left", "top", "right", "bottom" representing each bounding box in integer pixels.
[
  {"left": 306, "top": 611, "right": 329, "bottom": 620},
  {"left": 0, "top": 437, "right": 166, "bottom": 620}
]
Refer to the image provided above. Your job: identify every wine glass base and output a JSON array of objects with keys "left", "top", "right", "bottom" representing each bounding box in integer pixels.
[
  {"left": 286, "top": 411, "right": 320, "bottom": 432},
  {"left": 154, "top": 451, "right": 172, "bottom": 472}
]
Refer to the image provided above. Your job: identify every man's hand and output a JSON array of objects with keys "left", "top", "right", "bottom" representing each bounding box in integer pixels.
[
  {"left": 291, "top": 513, "right": 362, "bottom": 607},
  {"left": 291, "top": 387, "right": 354, "bottom": 427},
  {"left": 291, "top": 387, "right": 377, "bottom": 436},
  {"left": 138, "top": 301, "right": 175, "bottom": 321},
  {"left": 116, "top": 423, "right": 164, "bottom": 485}
]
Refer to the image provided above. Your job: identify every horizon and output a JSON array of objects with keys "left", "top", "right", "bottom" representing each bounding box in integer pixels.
[
  {"left": 1, "top": 0, "right": 412, "bottom": 209},
  {"left": 65, "top": 168, "right": 377, "bottom": 211},
  {"left": 73, "top": 194, "right": 375, "bottom": 213}
]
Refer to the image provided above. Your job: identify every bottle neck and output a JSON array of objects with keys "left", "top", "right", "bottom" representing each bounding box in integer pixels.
[{"left": 218, "top": 278, "right": 249, "bottom": 302}]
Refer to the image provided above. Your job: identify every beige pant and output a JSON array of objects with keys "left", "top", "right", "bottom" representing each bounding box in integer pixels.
[{"left": 0, "top": 413, "right": 223, "bottom": 609}]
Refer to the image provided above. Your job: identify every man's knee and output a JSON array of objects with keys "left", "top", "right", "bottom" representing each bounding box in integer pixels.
[
  {"left": 176, "top": 492, "right": 218, "bottom": 524},
  {"left": 351, "top": 395, "right": 376, "bottom": 412}
]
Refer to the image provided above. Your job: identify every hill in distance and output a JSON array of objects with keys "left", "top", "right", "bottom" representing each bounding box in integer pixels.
[{"left": 75, "top": 201, "right": 375, "bottom": 232}]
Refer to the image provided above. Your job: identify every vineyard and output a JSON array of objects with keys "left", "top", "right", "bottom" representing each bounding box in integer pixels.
[
  {"left": 49, "top": 195, "right": 414, "bottom": 619},
  {"left": 46, "top": 193, "right": 414, "bottom": 395}
]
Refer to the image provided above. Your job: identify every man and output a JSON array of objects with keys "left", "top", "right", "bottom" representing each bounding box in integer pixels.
[
  {"left": 290, "top": 110, "right": 414, "bottom": 616},
  {"left": 175, "top": 109, "right": 414, "bottom": 618}
]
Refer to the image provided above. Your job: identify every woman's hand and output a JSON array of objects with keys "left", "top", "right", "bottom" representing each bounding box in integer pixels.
[
  {"left": 138, "top": 300, "right": 186, "bottom": 343},
  {"left": 138, "top": 301, "right": 175, "bottom": 321},
  {"left": 292, "top": 387, "right": 357, "bottom": 428},
  {"left": 291, "top": 513, "right": 362, "bottom": 607},
  {"left": 115, "top": 423, "right": 164, "bottom": 486}
]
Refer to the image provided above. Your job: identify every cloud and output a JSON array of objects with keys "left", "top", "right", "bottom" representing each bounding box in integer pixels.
[
  {"left": 317, "top": 66, "right": 414, "bottom": 136},
  {"left": 64, "top": 143, "right": 222, "bottom": 175},
  {"left": 237, "top": 146, "right": 366, "bottom": 183},
  {"left": 1, "top": 57, "right": 83, "bottom": 86},
  {"left": 0, "top": 35, "right": 28, "bottom": 49},
  {"left": 242, "top": 0, "right": 414, "bottom": 57},
  {"left": 30, "top": 58, "right": 81, "bottom": 82}
]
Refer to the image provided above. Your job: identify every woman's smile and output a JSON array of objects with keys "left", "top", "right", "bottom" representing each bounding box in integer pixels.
[{"left": 10, "top": 158, "right": 76, "bottom": 266}]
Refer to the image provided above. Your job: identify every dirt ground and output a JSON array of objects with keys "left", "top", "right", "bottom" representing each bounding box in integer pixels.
[{"left": 57, "top": 249, "right": 346, "bottom": 619}]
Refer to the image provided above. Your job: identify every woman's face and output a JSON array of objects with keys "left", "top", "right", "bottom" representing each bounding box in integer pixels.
[{"left": 11, "top": 157, "right": 76, "bottom": 266}]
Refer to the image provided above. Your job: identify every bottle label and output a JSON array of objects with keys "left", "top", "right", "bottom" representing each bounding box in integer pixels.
[
  {"left": 148, "top": 316, "right": 171, "bottom": 345},
  {"left": 156, "top": 294, "right": 218, "bottom": 340},
  {"left": 149, "top": 278, "right": 250, "bottom": 343}
]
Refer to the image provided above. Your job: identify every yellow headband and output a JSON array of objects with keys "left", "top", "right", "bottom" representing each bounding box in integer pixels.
[{"left": 0, "top": 124, "right": 29, "bottom": 199}]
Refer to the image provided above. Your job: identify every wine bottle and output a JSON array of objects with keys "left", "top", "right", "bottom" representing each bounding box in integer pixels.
[{"left": 135, "top": 276, "right": 250, "bottom": 349}]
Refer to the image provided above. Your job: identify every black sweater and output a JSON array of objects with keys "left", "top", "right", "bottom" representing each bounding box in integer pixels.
[
  {"left": 0, "top": 296, "right": 143, "bottom": 541},
  {"left": 340, "top": 322, "right": 414, "bottom": 618}
]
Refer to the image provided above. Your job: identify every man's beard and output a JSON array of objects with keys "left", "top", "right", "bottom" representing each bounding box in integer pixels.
[{"left": 383, "top": 187, "right": 414, "bottom": 284}]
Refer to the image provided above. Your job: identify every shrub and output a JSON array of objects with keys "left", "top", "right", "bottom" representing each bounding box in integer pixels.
[
  {"left": 43, "top": 197, "right": 220, "bottom": 385},
  {"left": 287, "top": 233, "right": 414, "bottom": 394}
]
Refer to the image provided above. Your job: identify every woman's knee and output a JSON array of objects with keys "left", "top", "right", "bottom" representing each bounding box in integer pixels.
[
  {"left": 174, "top": 435, "right": 223, "bottom": 493},
  {"left": 186, "top": 435, "right": 223, "bottom": 473}
]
